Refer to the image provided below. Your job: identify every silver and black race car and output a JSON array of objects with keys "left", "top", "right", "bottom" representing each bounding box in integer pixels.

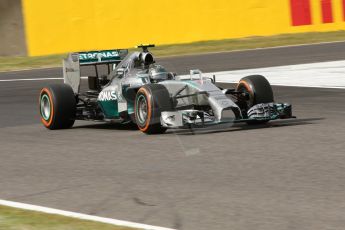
[{"left": 39, "top": 45, "right": 293, "bottom": 134}]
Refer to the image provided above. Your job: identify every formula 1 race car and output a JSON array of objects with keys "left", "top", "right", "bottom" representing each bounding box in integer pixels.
[{"left": 39, "top": 45, "right": 293, "bottom": 134}]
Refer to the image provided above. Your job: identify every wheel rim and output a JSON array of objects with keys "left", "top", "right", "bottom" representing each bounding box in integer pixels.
[
  {"left": 238, "top": 84, "right": 253, "bottom": 108},
  {"left": 137, "top": 95, "right": 148, "bottom": 124},
  {"left": 40, "top": 94, "right": 51, "bottom": 120}
]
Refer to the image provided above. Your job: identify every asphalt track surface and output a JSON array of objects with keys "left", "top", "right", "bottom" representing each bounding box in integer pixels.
[{"left": 1, "top": 42, "right": 345, "bottom": 230}]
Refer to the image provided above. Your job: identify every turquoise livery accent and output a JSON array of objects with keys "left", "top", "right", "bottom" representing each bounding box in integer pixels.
[
  {"left": 98, "top": 100, "right": 119, "bottom": 118},
  {"left": 78, "top": 50, "right": 127, "bottom": 64}
]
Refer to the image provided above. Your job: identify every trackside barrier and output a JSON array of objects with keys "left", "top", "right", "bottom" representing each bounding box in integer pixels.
[{"left": 21, "top": 0, "right": 345, "bottom": 56}]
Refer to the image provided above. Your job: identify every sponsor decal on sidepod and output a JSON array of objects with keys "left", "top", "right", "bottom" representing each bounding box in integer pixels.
[{"left": 98, "top": 91, "right": 117, "bottom": 101}]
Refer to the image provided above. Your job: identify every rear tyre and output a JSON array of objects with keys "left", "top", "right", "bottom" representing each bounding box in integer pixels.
[
  {"left": 39, "top": 84, "right": 76, "bottom": 129},
  {"left": 236, "top": 75, "right": 274, "bottom": 125},
  {"left": 135, "top": 84, "right": 172, "bottom": 134}
]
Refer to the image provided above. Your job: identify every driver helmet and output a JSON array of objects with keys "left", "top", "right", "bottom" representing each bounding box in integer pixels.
[{"left": 149, "top": 65, "right": 170, "bottom": 82}]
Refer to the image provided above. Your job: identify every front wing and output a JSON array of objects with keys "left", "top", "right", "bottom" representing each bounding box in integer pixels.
[{"left": 161, "top": 103, "right": 294, "bottom": 128}]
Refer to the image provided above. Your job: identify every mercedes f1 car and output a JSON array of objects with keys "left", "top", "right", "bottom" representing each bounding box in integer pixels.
[{"left": 39, "top": 45, "right": 293, "bottom": 134}]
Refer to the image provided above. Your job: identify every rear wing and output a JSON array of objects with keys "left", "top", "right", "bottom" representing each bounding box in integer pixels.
[
  {"left": 78, "top": 49, "right": 128, "bottom": 66},
  {"left": 63, "top": 49, "right": 128, "bottom": 93}
]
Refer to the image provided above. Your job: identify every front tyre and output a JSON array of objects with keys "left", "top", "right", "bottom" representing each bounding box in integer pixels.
[
  {"left": 39, "top": 84, "right": 76, "bottom": 130},
  {"left": 236, "top": 75, "right": 274, "bottom": 125},
  {"left": 135, "top": 84, "right": 172, "bottom": 134}
]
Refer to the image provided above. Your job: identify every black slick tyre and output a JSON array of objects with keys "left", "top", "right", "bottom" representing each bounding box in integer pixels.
[
  {"left": 135, "top": 84, "right": 172, "bottom": 134},
  {"left": 39, "top": 83, "right": 76, "bottom": 129},
  {"left": 236, "top": 75, "right": 274, "bottom": 124}
]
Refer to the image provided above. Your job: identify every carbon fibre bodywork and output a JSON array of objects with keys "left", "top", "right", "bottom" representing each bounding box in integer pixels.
[{"left": 62, "top": 45, "right": 293, "bottom": 130}]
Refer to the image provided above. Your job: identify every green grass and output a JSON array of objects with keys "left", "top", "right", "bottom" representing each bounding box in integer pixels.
[
  {"left": 1, "top": 31, "right": 345, "bottom": 72},
  {"left": 0, "top": 205, "right": 138, "bottom": 230},
  {"left": 0, "top": 54, "right": 66, "bottom": 72}
]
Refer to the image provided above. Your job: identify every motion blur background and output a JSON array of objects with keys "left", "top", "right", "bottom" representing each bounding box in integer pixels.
[
  {"left": 1, "top": 0, "right": 345, "bottom": 56},
  {"left": 1, "top": 1, "right": 345, "bottom": 230}
]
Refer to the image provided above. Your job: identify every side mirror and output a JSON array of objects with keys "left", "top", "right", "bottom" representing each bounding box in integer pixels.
[
  {"left": 190, "top": 69, "right": 203, "bottom": 80},
  {"left": 116, "top": 68, "right": 125, "bottom": 78}
]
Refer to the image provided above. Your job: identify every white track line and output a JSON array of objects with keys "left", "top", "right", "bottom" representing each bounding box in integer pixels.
[
  {"left": 0, "top": 199, "right": 176, "bottom": 230},
  {"left": 0, "top": 77, "right": 62, "bottom": 82},
  {"left": 0, "top": 77, "right": 87, "bottom": 82},
  {"left": 1, "top": 60, "right": 345, "bottom": 88},
  {"left": 180, "top": 60, "right": 345, "bottom": 89}
]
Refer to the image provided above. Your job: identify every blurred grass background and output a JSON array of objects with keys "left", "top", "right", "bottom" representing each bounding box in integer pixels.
[{"left": 1, "top": 31, "right": 345, "bottom": 72}]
